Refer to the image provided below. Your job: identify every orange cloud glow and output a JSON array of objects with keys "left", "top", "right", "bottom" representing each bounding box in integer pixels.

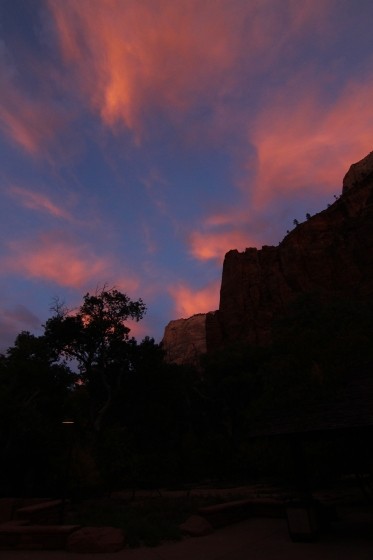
[
  {"left": 189, "top": 229, "right": 258, "bottom": 262},
  {"left": 251, "top": 77, "right": 373, "bottom": 207},
  {"left": 125, "top": 318, "right": 149, "bottom": 341},
  {"left": 48, "top": 0, "right": 236, "bottom": 133},
  {"left": 0, "top": 1, "right": 335, "bottom": 157},
  {"left": 48, "top": 0, "right": 330, "bottom": 137},
  {"left": 6, "top": 233, "right": 109, "bottom": 288},
  {"left": 169, "top": 281, "right": 220, "bottom": 318}
]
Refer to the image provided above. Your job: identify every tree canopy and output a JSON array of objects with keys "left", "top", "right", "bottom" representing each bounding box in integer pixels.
[
  {"left": 2, "top": 287, "right": 373, "bottom": 497},
  {"left": 44, "top": 287, "right": 146, "bottom": 430}
]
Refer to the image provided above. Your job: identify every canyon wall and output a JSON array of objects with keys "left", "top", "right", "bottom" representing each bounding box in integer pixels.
[{"left": 162, "top": 152, "right": 373, "bottom": 363}]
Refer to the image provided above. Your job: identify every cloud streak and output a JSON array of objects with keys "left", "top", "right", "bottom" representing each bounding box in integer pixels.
[
  {"left": 169, "top": 280, "right": 220, "bottom": 318},
  {"left": 5, "top": 232, "right": 110, "bottom": 288},
  {"left": 0, "top": 41, "right": 70, "bottom": 157},
  {"left": 188, "top": 229, "right": 258, "bottom": 262},
  {"left": 1, "top": 0, "right": 373, "bottom": 349},
  {"left": 8, "top": 186, "right": 72, "bottom": 220},
  {"left": 47, "top": 0, "right": 332, "bottom": 138},
  {"left": 187, "top": 69, "right": 373, "bottom": 260},
  {"left": 0, "top": 303, "right": 41, "bottom": 352},
  {"left": 250, "top": 74, "right": 373, "bottom": 208}
]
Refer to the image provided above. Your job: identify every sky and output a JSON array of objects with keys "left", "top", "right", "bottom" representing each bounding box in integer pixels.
[{"left": 1, "top": 0, "right": 373, "bottom": 351}]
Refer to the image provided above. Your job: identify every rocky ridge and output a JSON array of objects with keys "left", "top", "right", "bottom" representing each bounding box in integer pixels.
[{"left": 162, "top": 152, "right": 373, "bottom": 364}]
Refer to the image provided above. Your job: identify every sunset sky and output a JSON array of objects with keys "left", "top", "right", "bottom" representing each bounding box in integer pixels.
[{"left": 1, "top": 0, "right": 373, "bottom": 350}]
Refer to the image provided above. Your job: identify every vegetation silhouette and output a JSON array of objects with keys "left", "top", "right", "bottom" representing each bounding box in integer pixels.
[
  {"left": 1, "top": 288, "right": 373, "bottom": 498},
  {"left": 44, "top": 287, "right": 146, "bottom": 432}
]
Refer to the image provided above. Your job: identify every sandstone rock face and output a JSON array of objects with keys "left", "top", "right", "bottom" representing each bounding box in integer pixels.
[
  {"left": 343, "top": 151, "right": 373, "bottom": 193},
  {"left": 220, "top": 161, "right": 373, "bottom": 346},
  {"left": 162, "top": 314, "right": 208, "bottom": 366},
  {"left": 162, "top": 311, "right": 224, "bottom": 366},
  {"left": 163, "top": 152, "right": 373, "bottom": 362}
]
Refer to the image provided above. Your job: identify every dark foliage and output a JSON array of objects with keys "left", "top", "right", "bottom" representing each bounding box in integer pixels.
[
  {"left": 1, "top": 288, "right": 373, "bottom": 497},
  {"left": 0, "top": 332, "right": 76, "bottom": 495},
  {"left": 44, "top": 288, "right": 146, "bottom": 431}
]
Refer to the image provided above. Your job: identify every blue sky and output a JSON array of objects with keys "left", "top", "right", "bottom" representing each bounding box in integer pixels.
[{"left": 1, "top": 0, "right": 373, "bottom": 350}]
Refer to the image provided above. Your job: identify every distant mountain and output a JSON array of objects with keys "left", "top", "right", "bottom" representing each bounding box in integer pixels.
[{"left": 162, "top": 151, "right": 373, "bottom": 365}]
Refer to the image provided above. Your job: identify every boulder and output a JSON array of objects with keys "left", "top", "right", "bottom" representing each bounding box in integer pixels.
[
  {"left": 0, "top": 524, "right": 80, "bottom": 550},
  {"left": 66, "top": 526, "right": 125, "bottom": 553},
  {"left": 179, "top": 515, "right": 213, "bottom": 537}
]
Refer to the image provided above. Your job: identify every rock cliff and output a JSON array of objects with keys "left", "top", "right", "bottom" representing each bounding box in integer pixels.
[
  {"left": 162, "top": 314, "right": 207, "bottom": 366},
  {"left": 162, "top": 311, "right": 224, "bottom": 367},
  {"left": 342, "top": 150, "right": 373, "bottom": 193},
  {"left": 162, "top": 152, "right": 373, "bottom": 363}
]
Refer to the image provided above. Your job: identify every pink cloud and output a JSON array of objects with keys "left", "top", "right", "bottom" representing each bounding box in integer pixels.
[
  {"left": 48, "top": 0, "right": 235, "bottom": 133},
  {"left": 0, "top": 304, "right": 41, "bottom": 352},
  {"left": 169, "top": 281, "right": 220, "bottom": 318},
  {"left": 125, "top": 318, "right": 149, "bottom": 341},
  {"left": 2, "top": 231, "right": 146, "bottom": 315},
  {"left": 187, "top": 68, "right": 373, "bottom": 253},
  {"left": 0, "top": 36, "right": 75, "bottom": 158},
  {"left": 0, "top": 1, "right": 335, "bottom": 157},
  {"left": 0, "top": 92, "right": 66, "bottom": 156},
  {"left": 5, "top": 232, "right": 110, "bottom": 288},
  {"left": 47, "top": 0, "right": 332, "bottom": 138},
  {"left": 112, "top": 275, "right": 143, "bottom": 299},
  {"left": 250, "top": 76, "right": 373, "bottom": 208},
  {"left": 0, "top": 52, "right": 70, "bottom": 157},
  {"left": 188, "top": 229, "right": 260, "bottom": 262},
  {"left": 192, "top": 74, "right": 373, "bottom": 253},
  {"left": 8, "top": 186, "right": 72, "bottom": 219}
]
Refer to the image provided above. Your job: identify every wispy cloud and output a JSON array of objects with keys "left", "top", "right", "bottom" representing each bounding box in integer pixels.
[
  {"left": 0, "top": 34, "right": 75, "bottom": 158},
  {"left": 0, "top": 59, "right": 69, "bottom": 157},
  {"left": 5, "top": 232, "right": 109, "bottom": 288},
  {"left": 169, "top": 280, "right": 220, "bottom": 318},
  {"left": 249, "top": 75, "right": 373, "bottom": 208},
  {"left": 47, "top": 0, "right": 332, "bottom": 138},
  {"left": 1, "top": 0, "right": 372, "bottom": 345},
  {"left": 125, "top": 318, "right": 150, "bottom": 341},
  {"left": 0, "top": 89, "right": 67, "bottom": 156},
  {"left": 188, "top": 229, "right": 258, "bottom": 262},
  {"left": 0, "top": 303, "right": 41, "bottom": 352},
  {"left": 48, "top": 0, "right": 238, "bottom": 133},
  {"left": 188, "top": 70, "right": 373, "bottom": 257},
  {"left": 8, "top": 186, "right": 72, "bottom": 219}
]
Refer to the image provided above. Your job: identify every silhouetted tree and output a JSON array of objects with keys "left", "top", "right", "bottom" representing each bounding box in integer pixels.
[
  {"left": 44, "top": 287, "right": 146, "bottom": 431},
  {"left": 0, "top": 332, "right": 75, "bottom": 495}
]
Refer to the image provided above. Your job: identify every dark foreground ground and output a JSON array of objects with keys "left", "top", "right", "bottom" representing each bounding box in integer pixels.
[
  {"left": 2, "top": 479, "right": 373, "bottom": 559},
  {"left": 2, "top": 503, "right": 373, "bottom": 560}
]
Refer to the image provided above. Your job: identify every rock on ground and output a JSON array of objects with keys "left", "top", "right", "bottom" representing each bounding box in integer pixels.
[
  {"left": 66, "top": 526, "right": 125, "bottom": 553},
  {"left": 179, "top": 515, "right": 214, "bottom": 537}
]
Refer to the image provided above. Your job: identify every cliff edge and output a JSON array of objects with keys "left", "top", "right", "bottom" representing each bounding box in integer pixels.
[{"left": 163, "top": 151, "right": 373, "bottom": 363}]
